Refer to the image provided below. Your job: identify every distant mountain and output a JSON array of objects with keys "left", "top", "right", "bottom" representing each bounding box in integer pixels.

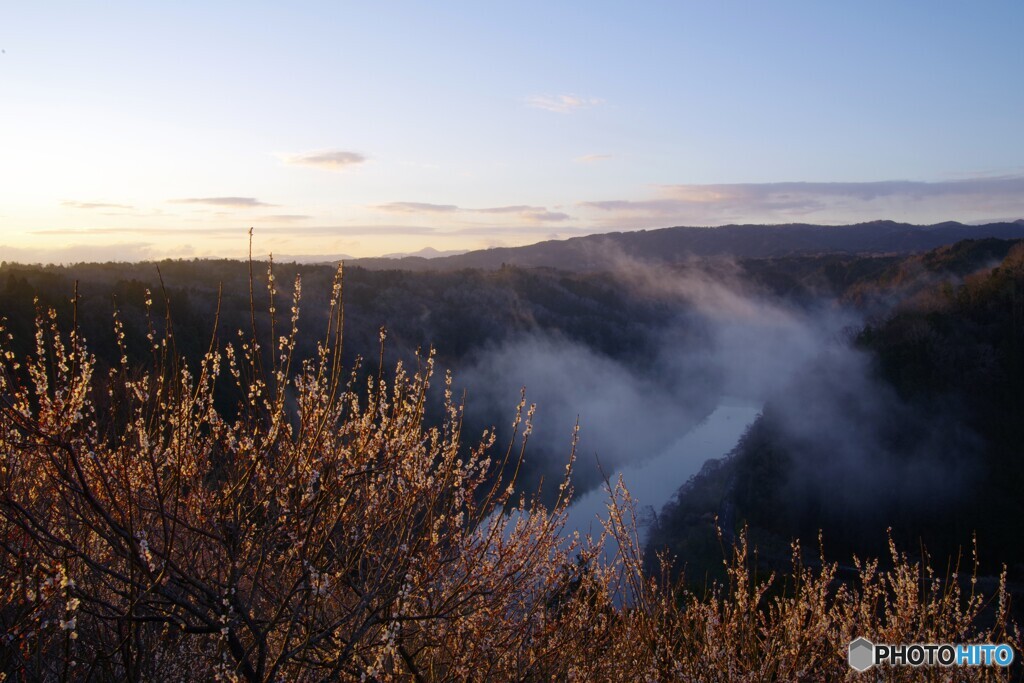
[
  {"left": 349, "top": 221, "right": 1024, "bottom": 272},
  {"left": 379, "top": 247, "right": 470, "bottom": 259}
]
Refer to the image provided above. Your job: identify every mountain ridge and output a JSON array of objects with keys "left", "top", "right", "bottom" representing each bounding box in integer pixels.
[{"left": 349, "top": 220, "right": 1024, "bottom": 272}]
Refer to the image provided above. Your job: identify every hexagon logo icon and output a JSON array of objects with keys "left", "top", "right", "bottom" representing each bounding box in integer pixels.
[{"left": 848, "top": 637, "right": 875, "bottom": 672}]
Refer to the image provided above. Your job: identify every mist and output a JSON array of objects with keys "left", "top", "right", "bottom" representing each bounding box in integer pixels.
[
  {"left": 744, "top": 343, "right": 982, "bottom": 540},
  {"left": 452, "top": 255, "right": 868, "bottom": 517}
]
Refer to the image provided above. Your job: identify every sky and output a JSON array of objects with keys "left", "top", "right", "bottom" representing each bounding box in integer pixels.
[{"left": 1, "top": 2, "right": 1023, "bottom": 262}]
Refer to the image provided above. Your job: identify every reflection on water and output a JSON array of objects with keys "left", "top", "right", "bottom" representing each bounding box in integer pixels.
[{"left": 565, "top": 398, "right": 761, "bottom": 542}]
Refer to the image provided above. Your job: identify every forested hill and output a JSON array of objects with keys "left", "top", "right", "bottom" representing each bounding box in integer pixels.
[
  {"left": 350, "top": 220, "right": 1024, "bottom": 271},
  {"left": 5, "top": 236, "right": 1024, "bottom": 584},
  {"left": 3, "top": 242, "right": 1004, "bottom": 374},
  {"left": 648, "top": 240, "right": 1024, "bottom": 583}
]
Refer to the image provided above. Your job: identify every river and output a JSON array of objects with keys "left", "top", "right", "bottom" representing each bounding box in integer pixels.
[{"left": 564, "top": 398, "right": 762, "bottom": 543}]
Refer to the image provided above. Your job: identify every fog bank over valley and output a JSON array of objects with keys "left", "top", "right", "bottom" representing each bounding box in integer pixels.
[{"left": 454, "top": 256, "right": 870, "bottom": 516}]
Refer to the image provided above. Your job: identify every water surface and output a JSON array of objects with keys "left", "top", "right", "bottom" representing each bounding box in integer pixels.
[{"left": 565, "top": 399, "right": 761, "bottom": 542}]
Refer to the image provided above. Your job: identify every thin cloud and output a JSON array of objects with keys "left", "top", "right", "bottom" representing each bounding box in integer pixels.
[
  {"left": 62, "top": 200, "right": 134, "bottom": 210},
  {"left": 476, "top": 206, "right": 571, "bottom": 222},
  {"left": 475, "top": 205, "right": 537, "bottom": 214},
  {"left": 579, "top": 176, "right": 1024, "bottom": 227},
  {"left": 329, "top": 224, "right": 436, "bottom": 236},
  {"left": 520, "top": 210, "right": 571, "bottom": 223},
  {"left": 283, "top": 150, "right": 366, "bottom": 171},
  {"left": 450, "top": 225, "right": 589, "bottom": 237},
  {"left": 33, "top": 225, "right": 437, "bottom": 237},
  {"left": 526, "top": 94, "right": 603, "bottom": 113},
  {"left": 376, "top": 202, "right": 459, "bottom": 214},
  {"left": 376, "top": 202, "right": 571, "bottom": 223},
  {"left": 170, "top": 197, "right": 274, "bottom": 208},
  {"left": 575, "top": 154, "right": 612, "bottom": 163},
  {"left": 0, "top": 242, "right": 191, "bottom": 265}
]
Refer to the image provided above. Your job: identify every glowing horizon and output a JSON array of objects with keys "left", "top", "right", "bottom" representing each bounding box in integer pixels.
[{"left": 2, "top": 2, "right": 1023, "bottom": 263}]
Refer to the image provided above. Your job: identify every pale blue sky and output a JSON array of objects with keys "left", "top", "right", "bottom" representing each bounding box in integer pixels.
[{"left": 2, "top": 2, "right": 1022, "bottom": 261}]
